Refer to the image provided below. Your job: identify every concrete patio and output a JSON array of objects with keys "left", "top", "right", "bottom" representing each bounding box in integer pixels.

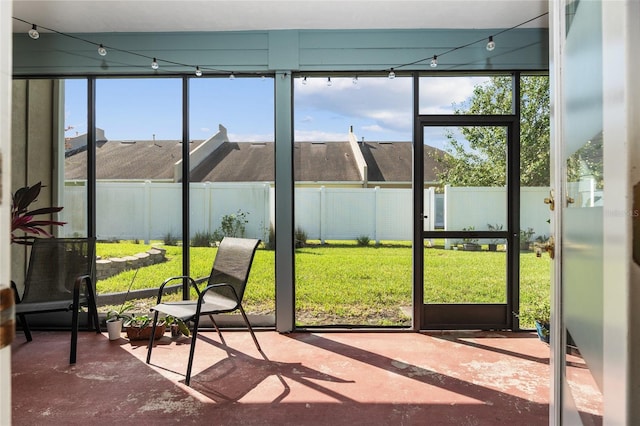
[{"left": 10, "top": 329, "right": 595, "bottom": 425}]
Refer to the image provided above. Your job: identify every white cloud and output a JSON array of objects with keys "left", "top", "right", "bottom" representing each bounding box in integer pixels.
[
  {"left": 300, "top": 115, "right": 314, "bottom": 123},
  {"left": 361, "top": 124, "right": 385, "bottom": 133},
  {"left": 294, "top": 129, "right": 349, "bottom": 142},
  {"left": 228, "top": 132, "right": 274, "bottom": 142},
  {"left": 200, "top": 127, "right": 210, "bottom": 133}
]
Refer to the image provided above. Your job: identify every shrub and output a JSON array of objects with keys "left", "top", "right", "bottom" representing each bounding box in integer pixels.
[
  {"left": 191, "top": 231, "right": 214, "bottom": 247},
  {"left": 163, "top": 231, "right": 179, "bottom": 246},
  {"left": 295, "top": 227, "right": 307, "bottom": 248},
  {"left": 266, "top": 224, "right": 276, "bottom": 250},
  {"left": 213, "top": 210, "right": 249, "bottom": 240},
  {"left": 356, "top": 235, "right": 370, "bottom": 246}
]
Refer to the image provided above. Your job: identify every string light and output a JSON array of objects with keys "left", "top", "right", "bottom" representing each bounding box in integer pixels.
[
  {"left": 28, "top": 24, "right": 39, "bottom": 39},
  {"left": 12, "top": 12, "right": 546, "bottom": 77},
  {"left": 302, "top": 76, "right": 308, "bottom": 85},
  {"left": 486, "top": 36, "right": 496, "bottom": 51},
  {"left": 327, "top": 77, "right": 332, "bottom": 86},
  {"left": 229, "top": 72, "right": 235, "bottom": 80}
]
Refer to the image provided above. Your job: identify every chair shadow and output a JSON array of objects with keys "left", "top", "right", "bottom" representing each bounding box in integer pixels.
[{"left": 188, "top": 334, "right": 355, "bottom": 404}]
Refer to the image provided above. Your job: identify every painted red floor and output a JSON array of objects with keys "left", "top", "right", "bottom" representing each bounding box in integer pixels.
[{"left": 12, "top": 330, "right": 553, "bottom": 425}]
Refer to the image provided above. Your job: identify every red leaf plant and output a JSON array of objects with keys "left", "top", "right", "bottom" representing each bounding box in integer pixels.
[{"left": 11, "top": 182, "right": 66, "bottom": 245}]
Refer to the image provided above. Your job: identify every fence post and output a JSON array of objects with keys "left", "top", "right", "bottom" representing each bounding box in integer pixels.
[
  {"left": 320, "top": 186, "right": 326, "bottom": 244},
  {"left": 144, "top": 180, "right": 151, "bottom": 244},
  {"left": 374, "top": 186, "right": 380, "bottom": 245},
  {"left": 204, "top": 182, "right": 211, "bottom": 234}
]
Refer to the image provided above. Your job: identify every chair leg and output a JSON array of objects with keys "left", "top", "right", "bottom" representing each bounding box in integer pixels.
[
  {"left": 85, "top": 280, "right": 101, "bottom": 334},
  {"left": 239, "top": 304, "right": 261, "bottom": 352},
  {"left": 185, "top": 315, "right": 201, "bottom": 386},
  {"left": 70, "top": 300, "right": 79, "bottom": 365},
  {"left": 208, "top": 314, "right": 224, "bottom": 343},
  {"left": 146, "top": 311, "right": 160, "bottom": 364},
  {"left": 18, "top": 314, "right": 32, "bottom": 342}
]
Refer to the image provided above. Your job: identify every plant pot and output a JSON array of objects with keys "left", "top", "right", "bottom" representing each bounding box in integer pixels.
[
  {"left": 463, "top": 243, "right": 481, "bottom": 251},
  {"left": 170, "top": 324, "right": 181, "bottom": 338},
  {"left": 106, "top": 319, "right": 123, "bottom": 341},
  {"left": 535, "top": 320, "right": 550, "bottom": 343},
  {"left": 125, "top": 323, "right": 166, "bottom": 341},
  {"left": 488, "top": 243, "right": 497, "bottom": 252}
]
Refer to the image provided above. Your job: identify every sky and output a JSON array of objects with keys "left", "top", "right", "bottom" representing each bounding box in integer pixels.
[{"left": 64, "top": 75, "right": 490, "bottom": 150}]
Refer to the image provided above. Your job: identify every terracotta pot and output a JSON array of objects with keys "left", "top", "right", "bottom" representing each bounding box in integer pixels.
[{"left": 125, "top": 323, "right": 166, "bottom": 341}]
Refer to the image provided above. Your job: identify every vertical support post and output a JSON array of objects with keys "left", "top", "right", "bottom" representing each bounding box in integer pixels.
[
  {"left": 509, "top": 73, "right": 521, "bottom": 331},
  {"left": 181, "top": 76, "right": 190, "bottom": 300},
  {"left": 274, "top": 71, "right": 295, "bottom": 332},
  {"left": 412, "top": 73, "right": 423, "bottom": 331}
]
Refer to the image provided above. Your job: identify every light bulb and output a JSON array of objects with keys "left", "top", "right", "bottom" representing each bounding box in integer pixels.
[
  {"left": 327, "top": 77, "right": 332, "bottom": 86},
  {"left": 486, "top": 36, "right": 496, "bottom": 51},
  {"left": 302, "top": 77, "right": 308, "bottom": 85},
  {"left": 388, "top": 68, "right": 396, "bottom": 79},
  {"left": 352, "top": 75, "right": 358, "bottom": 85},
  {"left": 28, "top": 24, "right": 40, "bottom": 40},
  {"left": 98, "top": 44, "right": 107, "bottom": 56},
  {"left": 195, "top": 66, "right": 202, "bottom": 77},
  {"left": 229, "top": 72, "right": 235, "bottom": 80},
  {"left": 430, "top": 55, "right": 438, "bottom": 68},
  {"left": 151, "top": 58, "right": 159, "bottom": 70}
]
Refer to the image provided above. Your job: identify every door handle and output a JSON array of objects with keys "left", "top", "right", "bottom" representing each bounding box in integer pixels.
[
  {"left": 535, "top": 235, "right": 555, "bottom": 259},
  {"left": 544, "top": 190, "right": 555, "bottom": 211}
]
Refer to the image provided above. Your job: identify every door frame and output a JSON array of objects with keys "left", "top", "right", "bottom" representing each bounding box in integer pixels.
[{"left": 412, "top": 74, "right": 522, "bottom": 330}]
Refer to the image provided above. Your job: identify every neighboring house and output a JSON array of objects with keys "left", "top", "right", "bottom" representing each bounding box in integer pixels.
[
  {"left": 64, "top": 125, "right": 446, "bottom": 188},
  {"left": 65, "top": 128, "right": 107, "bottom": 157}
]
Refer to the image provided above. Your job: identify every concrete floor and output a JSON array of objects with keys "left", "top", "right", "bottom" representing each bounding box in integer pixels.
[{"left": 11, "top": 329, "right": 567, "bottom": 425}]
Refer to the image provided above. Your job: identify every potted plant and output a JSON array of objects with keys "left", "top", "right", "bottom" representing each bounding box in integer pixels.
[
  {"left": 486, "top": 223, "right": 503, "bottom": 251},
  {"left": 462, "top": 226, "right": 481, "bottom": 251},
  {"left": 519, "top": 227, "right": 535, "bottom": 251},
  {"left": 11, "top": 181, "right": 65, "bottom": 245},
  {"left": 124, "top": 314, "right": 166, "bottom": 341},
  {"left": 105, "top": 302, "right": 134, "bottom": 341},
  {"left": 531, "top": 301, "right": 550, "bottom": 343},
  {"left": 165, "top": 315, "right": 190, "bottom": 338}
]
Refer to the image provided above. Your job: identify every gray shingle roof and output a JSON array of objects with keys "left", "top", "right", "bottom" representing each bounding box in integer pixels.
[{"left": 65, "top": 140, "right": 446, "bottom": 183}]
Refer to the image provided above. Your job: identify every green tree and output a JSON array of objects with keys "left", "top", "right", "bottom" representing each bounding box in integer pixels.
[{"left": 435, "top": 76, "right": 550, "bottom": 187}]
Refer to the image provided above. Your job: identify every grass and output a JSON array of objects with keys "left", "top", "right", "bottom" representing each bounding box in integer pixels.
[{"left": 95, "top": 240, "right": 549, "bottom": 329}]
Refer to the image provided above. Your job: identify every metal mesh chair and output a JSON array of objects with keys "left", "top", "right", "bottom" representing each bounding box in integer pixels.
[
  {"left": 146, "top": 237, "right": 261, "bottom": 385},
  {"left": 12, "top": 237, "right": 99, "bottom": 363}
]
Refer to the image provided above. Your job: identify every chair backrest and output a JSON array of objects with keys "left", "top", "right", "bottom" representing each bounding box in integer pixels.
[
  {"left": 206, "top": 237, "right": 261, "bottom": 304},
  {"left": 21, "top": 237, "right": 96, "bottom": 303}
]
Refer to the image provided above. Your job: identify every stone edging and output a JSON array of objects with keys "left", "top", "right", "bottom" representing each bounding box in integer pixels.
[{"left": 95, "top": 247, "right": 166, "bottom": 281}]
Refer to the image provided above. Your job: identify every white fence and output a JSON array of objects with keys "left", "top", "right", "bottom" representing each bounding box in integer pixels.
[{"left": 62, "top": 182, "right": 551, "bottom": 243}]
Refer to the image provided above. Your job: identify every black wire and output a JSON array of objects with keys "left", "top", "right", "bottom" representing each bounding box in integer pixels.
[{"left": 13, "top": 12, "right": 549, "bottom": 75}]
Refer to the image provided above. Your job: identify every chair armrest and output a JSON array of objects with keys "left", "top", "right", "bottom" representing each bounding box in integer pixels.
[
  {"left": 198, "top": 283, "right": 241, "bottom": 305},
  {"left": 156, "top": 276, "right": 198, "bottom": 303}
]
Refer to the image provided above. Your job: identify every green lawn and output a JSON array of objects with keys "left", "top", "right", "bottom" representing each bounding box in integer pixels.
[{"left": 96, "top": 241, "right": 549, "bottom": 329}]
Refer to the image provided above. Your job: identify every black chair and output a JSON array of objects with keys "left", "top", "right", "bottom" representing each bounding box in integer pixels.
[
  {"left": 12, "top": 237, "right": 99, "bottom": 363},
  {"left": 146, "top": 237, "right": 261, "bottom": 385}
]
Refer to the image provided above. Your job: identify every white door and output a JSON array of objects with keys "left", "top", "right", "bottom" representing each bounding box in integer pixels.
[{"left": 550, "top": 0, "right": 640, "bottom": 424}]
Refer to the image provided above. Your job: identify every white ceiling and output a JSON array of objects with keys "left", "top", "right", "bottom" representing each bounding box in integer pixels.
[{"left": 12, "top": 0, "right": 548, "bottom": 33}]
